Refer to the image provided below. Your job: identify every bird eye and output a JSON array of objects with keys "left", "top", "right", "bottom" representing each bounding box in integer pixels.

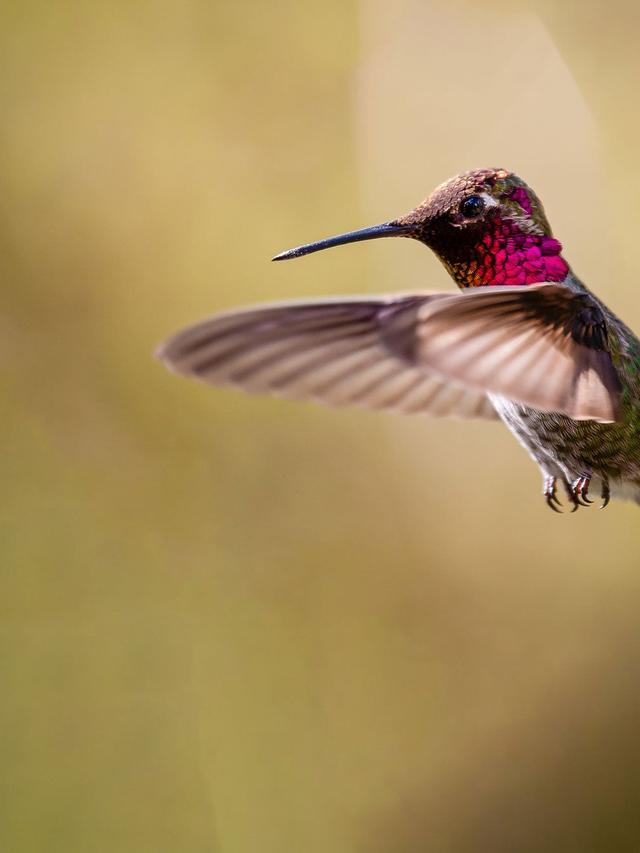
[{"left": 459, "top": 195, "right": 485, "bottom": 218}]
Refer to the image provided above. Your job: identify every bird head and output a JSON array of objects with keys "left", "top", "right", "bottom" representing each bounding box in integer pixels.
[{"left": 273, "top": 168, "right": 569, "bottom": 288}]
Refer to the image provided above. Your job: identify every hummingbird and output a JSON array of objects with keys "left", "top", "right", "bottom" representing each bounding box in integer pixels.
[{"left": 157, "top": 168, "right": 640, "bottom": 512}]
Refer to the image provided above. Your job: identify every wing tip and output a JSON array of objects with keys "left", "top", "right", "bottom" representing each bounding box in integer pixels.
[{"left": 154, "top": 334, "right": 193, "bottom": 378}]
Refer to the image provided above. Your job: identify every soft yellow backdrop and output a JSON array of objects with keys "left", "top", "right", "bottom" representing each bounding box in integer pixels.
[{"left": 3, "top": 2, "right": 640, "bottom": 851}]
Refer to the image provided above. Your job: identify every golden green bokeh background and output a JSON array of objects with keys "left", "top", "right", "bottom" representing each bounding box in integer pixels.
[{"left": 3, "top": 2, "right": 640, "bottom": 850}]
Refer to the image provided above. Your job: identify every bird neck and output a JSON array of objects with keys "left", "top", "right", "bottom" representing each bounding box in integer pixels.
[{"left": 441, "top": 217, "right": 570, "bottom": 289}]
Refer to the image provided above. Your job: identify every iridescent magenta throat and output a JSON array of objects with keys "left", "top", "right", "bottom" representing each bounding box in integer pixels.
[{"left": 456, "top": 208, "right": 569, "bottom": 288}]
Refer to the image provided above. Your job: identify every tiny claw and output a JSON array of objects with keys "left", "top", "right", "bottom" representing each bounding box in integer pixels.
[
  {"left": 572, "top": 475, "right": 593, "bottom": 507},
  {"left": 546, "top": 496, "right": 563, "bottom": 513},
  {"left": 562, "top": 479, "right": 581, "bottom": 512},
  {"left": 600, "top": 479, "right": 611, "bottom": 510},
  {"left": 543, "top": 476, "right": 563, "bottom": 513}
]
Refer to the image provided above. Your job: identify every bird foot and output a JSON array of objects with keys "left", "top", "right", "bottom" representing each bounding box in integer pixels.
[
  {"left": 566, "top": 474, "right": 611, "bottom": 511},
  {"left": 544, "top": 474, "right": 610, "bottom": 513}
]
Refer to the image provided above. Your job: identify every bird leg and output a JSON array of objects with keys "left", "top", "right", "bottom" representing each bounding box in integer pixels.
[{"left": 543, "top": 475, "right": 562, "bottom": 513}]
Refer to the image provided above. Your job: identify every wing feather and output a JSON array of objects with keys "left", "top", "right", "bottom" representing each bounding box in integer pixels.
[
  {"left": 157, "top": 296, "right": 498, "bottom": 420},
  {"left": 158, "top": 284, "right": 621, "bottom": 424},
  {"left": 415, "top": 283, "right": 621, "bottom": 423}
]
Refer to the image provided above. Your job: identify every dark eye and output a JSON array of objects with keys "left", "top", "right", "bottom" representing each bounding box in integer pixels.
[{"left": 459, "top": 195, "right": 485, "bottom": 218}]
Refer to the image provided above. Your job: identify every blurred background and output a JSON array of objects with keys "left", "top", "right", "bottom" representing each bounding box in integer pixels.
[{"left": 3, "top": 1, "right": 640, "bottom": 850}]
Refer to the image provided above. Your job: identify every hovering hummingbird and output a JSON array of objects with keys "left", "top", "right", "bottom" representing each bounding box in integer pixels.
[{"left": 157, "top": 168, "right": 640, "bottom": 512}]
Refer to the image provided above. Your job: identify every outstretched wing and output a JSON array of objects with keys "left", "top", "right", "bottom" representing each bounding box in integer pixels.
[
  {"left": 156, "top": 295, "right": 497, "bottom": 420},
  {"left": 414, "top": 283, "right": 621, "bottom": 423},
  {"left": 157, "top": 284, "right": 622, "bottom": 424}
]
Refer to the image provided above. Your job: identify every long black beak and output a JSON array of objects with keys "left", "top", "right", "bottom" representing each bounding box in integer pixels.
[{"left": 272, "top": 221, "right": 411, "bottom": 261}]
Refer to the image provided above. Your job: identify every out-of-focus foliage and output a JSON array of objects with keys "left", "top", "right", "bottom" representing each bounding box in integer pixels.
[{"left": 2, "top": 2, "right": 640, "bottom": 851}]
